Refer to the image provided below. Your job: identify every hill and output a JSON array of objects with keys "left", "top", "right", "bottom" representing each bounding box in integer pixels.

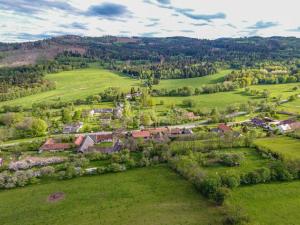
[{"left": 1, "top": 35, "right": 300, "bottom": 67}]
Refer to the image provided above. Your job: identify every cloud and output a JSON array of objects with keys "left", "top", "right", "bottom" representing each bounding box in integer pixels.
[
  {"left": 175, "top": 8, "right": 226, "bottom": 21},
  {"left": 60, "top": 22, "right": 88, "bottom": 30},
  {"left": 156, "top": 0, "right": 171, "bottom": 4},
  {"left": 140, "top": 32, "right": 160, "bottom": 37},
  {"left": 0, "top": 0, "right": 77, "bottom": 15},
  {"left": 287, "top": 26, "right": 300, "bottom": 32},
  {"left": 225, "top": 23, "right": 237, "bottom": 29},
  {"left": 85, "top": 2, "right": 131, "bottom": 19},
  {"left": 148, "top": 18, "right": 160, "bottom": 22},
  {"left": 3, "top": 32, "right": 53, "bottom": 41},
  {"left": 191, "top": 23, "right": 209, "bottom": 27},
  {"left": 180, "top": 29, "right": 194, "bottom": 33},
  {"left": 247, "top": 21, "right": 278, "bottom": 29},
  {"left": 145, "top": 22, "right": 160, "bottom": 27}
]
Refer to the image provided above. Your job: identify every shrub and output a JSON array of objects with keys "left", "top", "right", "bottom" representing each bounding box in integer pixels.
[
  {"left": 220, "top": 153, "right": 244, "bottom": 167},
  {"left": 40, "top": 166, "right": 55, "bottom": 177},
  {"left": 270, "top": 162, "right": 293, "bottom": 181},
  {"left": 222, "top": 172, "right": 241, "bottom": 188},
  {"left": 214, "top": 187, "right": 231, "bottom": 205},
  {"left": 108, "top": 163, "right": 126, "bottom": 172},
  {"left": 200, "top": 174, "right": 222, "bottom": 198},
  {"left": 223, "top": 206, "right": 250, "bottom": 225}
]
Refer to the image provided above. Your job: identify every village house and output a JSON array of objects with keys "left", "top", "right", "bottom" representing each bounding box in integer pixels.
[
  {"left": 39, "top": 138, "right": 72, "bottom": 153},
  {"left": 184, "top": 112, "right": 199, "bottom": 120},
  {"left": 169, "top": 128, "right": 182, "bottom": 137},
  {"left": 250, "top": 118, "right": 266, "bottom": 128},
  {"left": 113, "top": 106, "right": 123, "bottom": 119},
  {"left": 277, "top": 121, "right": 300, "bottom": 133},
  {"left": 131, "top": 130, "right": 151, "bottom": 139},
  {"left": 74, "top": 135, "right": 84, "bottom": 147},
  {"left": 78, "top": 136, "right": 95, "bottom": 153},
  {"left": 212, "top": 123, "right": 233, "bottom": 133},
  {"left": 63, "top": 122, "right": 83, "bottom": 134},
  {"left": 89, "top": 108, "right": 113, "bottom": 117}
]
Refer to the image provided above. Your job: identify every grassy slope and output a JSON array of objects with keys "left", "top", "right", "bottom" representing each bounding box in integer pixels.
[
  {"left": 0, "top": 68, "right": 140, "bottom": 108},
  {"left": 0, "top": 165, "right": 222, "bottom": 225},
  {"left": 154, "top": 91, "right": 255, "bottom": 110},
  {"left": 278, "top": 98, "right": 300, "bottom": 114},
  {"left": 157, "top": 69, "right": 231, "bottom": 89},
  {"left": 228, "top": 181, "right": 300, "bottom": 225},
  {"left": 254, "top": 137, "right": 300, "bottom": 160}
]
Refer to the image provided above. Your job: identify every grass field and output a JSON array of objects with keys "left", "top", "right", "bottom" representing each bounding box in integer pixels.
[
  {"left": 278, "top": 98, "right": 300, "bottom": 114},
  {"left": 202, "top": 148, "right": 270, "bottom": 175},
  {"left": 0, "top": 67, "right": 140, "bottom": 108},
  {"left": 249, "top": 83, "right": 300, "bottom": 99},
  {"left": 254, "top": 136, "right": 300, "bottom": 160},
  {"left": 154, "top": 91, "right": 255, "bottom": 110},
  {"left": 0, "top": 165, "right": 222, "bottom": 225},
  {"left": 157, "top": 69, "right": 231, "bottom": 89},
  {"left": 228, "top": 181, "right": 300, "bottom": 225}
]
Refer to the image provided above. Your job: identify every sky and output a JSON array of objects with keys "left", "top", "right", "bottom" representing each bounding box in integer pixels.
[{"left": 0, "top": 0, "right": 299, "bottom": 42}]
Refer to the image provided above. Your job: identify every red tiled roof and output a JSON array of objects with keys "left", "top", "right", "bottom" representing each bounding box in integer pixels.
[
  {"left": 290, "top": 122, "right": 300, "bottom": 130},
  {"left": 40, "top": 143, "right": 71, "bottom": 151},
  {"left": 218, "top": 124, "right": 232, "bottom": 132},
  {"left": 147, "top": 127, "right": 169, "bottom": 134},
  {"left": 279, "top": 119, "right": 295, "bottom": 125},
  {"left": 132, "top": 130, "right": 151, "bottom": 138},
  {"left": 74, "top": 135, "right": 84, "bottom": 146},
  {"left": 170, "top": 128, "right": 181, "bottom": 135},
  {"left": 96, "top": 134, "right": 113, "bottom": 142}
]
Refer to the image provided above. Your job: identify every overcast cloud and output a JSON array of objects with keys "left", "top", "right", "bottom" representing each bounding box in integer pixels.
[{"left": 0, "top": 0, "right": 299, "bottom": 42}]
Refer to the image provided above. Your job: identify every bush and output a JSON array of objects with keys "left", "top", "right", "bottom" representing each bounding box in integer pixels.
[
  {"left": 214, "top": 187, "right": 231, "bottom": 205},
  {"left": 222, "top": 172, "right": 241, "bottom": 188},
  {"left": 108, "top": 163, "right": 126, "bottom": 172},
  {"left": 223, "top": 206, "right": 250, "bottom": 225},
  {"left": 40, "top": 166, "right": 55, "bottom": 177},
  {"left": 270, "top": 162, "right": 294, "bottom": 181},
  {"left": 200, "top": 174, "right": 222, "bottom": 198},
  {"left": 220, "top": 153, "right": 244, "bottom": 167}
]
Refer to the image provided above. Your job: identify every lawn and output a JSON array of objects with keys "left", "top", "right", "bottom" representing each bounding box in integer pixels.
[
  {"left": 228, "top": 181, "right": 300, "bottom": 225},
  {"left": 0, "top": 165, "right": 222, "bottom": 225},
  {"left": 202, "top": 148, "right": 270, "bottom": 175},
  {"left": 254, "top": 136, "right": 300, "bottom": 160}
]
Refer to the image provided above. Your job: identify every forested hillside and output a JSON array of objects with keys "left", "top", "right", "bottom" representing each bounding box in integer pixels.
[{"left": 1, "top": 35, "right": 300, "bottom": 67}]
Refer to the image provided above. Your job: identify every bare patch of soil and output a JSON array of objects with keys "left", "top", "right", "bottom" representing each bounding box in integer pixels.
[{"left": 47, "top": 192, "right": 65, "bottom": 202}]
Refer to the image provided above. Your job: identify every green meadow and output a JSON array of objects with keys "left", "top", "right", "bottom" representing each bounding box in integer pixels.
[
  {"left": 156, "top": 69, "right": 231, "bottom": 89},
  {"left": 0, "top": 67, "right": 140, "bottom": 108},
  {"left": 254, "top": 137, "right": 300, "bottom": 160},
  {"left": 154, "top": 91, "right": 255, "bottom": 110},
  {"left": 0, "top": 165, "right": 222, "bottom": 225},
  {"left": 228, "top": 181, "right": 300, "bottom": 225},
  {"left": 202, "top": 148, "right": 271, "bottom": 175},
  {"left": 0, "top": 66, "right": 298, "bottom": 113}
]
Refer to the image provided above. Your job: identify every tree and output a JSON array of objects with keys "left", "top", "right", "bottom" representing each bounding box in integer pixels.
[
  {"left": 30, "top": 118, "right": 48, "bottom": 136},
  {"left": 72, "top": 110, "right": 82, "bottom": 121},
  {"left": 62, "top": 108, "right": 72, "bottom": 123}
]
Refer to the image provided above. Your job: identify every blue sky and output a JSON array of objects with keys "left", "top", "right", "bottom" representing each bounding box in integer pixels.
[{"left": 0, "top": 0, "right": 299, "bottom": 42}]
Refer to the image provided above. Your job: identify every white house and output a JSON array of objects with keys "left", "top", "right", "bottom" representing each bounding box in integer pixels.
[{"left": 277, "top": 124, "right": 291, "bottom": 133}]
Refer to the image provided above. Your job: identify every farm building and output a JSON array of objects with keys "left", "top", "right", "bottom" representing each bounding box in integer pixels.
[
  {"left": 78, "top": 136, "right": 95, "bottom": 153},
  {"left": 132, "top": 130, "right": 151, "bottom": 139},
  {"left": 89, "top": 108, "right": 113, "bottom": 117},
  {"left": 39, "top": 139, "right": 72, "bottom": 153},
  {"left": 63, "top": 122, "right": 83, "bottom": 134}
]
